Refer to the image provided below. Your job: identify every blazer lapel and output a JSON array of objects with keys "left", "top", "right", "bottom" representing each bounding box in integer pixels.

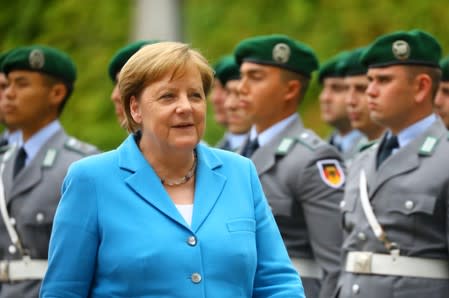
[
  {"left": 119, "top": 136, "right": 187, "bottom": 228},
  {"left": 190, "top": 144, "right": 226, "bottom": 233}
]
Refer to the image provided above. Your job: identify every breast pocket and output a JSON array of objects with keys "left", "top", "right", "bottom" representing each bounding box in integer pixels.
[{"left": 386, "top": 193, "right": 437, "bottom": 246}]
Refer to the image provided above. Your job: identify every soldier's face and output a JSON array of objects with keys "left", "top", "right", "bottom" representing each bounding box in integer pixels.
[
  {"left": 319, "top": 77, "right": 349, "bottom": 128},
  {"left": 238, "top": 62, "right": 288, "bottom": 132},
  {"left": 111, "top": 73, "right": 126, "bottom": 127},
  {"left": 0, "top": 73, "right": 7, "bottom": 124},
  {"left": 434, "top": 81, "right": 449, "bottom": 129},
  {"left": 129, "top": 62, "right": 206, "bottom": 151},
  {"left": 224, "top": 79, "right": 252, "bottom": 134},
  {"left": 366, "top": 66, "right": 415, "bottom": 133},
  {"left": 209, "top": 79, "right": 228, "bottom": 126},
  {"left": 3, "top": 71, "right": 61, "bottom": 135}
]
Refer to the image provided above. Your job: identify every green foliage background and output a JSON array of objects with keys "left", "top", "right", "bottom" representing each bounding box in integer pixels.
[{"left": 1, "top": 0, "right": 448, "bottom": 150}]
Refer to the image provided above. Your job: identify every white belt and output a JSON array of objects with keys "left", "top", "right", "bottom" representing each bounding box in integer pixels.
[
  {"left": 291, "top": 257, "right": 324, "bottom": 279},
  {"left": 0, "top": 257, "right": 48, "bottom": 281},
  {"left": 345, "top": 251, "right": 449, "bottom": 279}
]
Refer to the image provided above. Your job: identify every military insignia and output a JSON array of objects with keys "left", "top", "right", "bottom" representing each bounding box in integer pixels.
[
  {"left": 419, "top": 136, "right": 438, "bottom": 156},
  {"left": 392, "top": 40, "right": 410, "bottom": 60},
  {"left": 29, "top": 49, "right": 45, "bottom": 69},
  {"left": 272, "top": 43, "right": 291, "bottom": 63},
  {"left": 276, "top": 137, "right": 296, "bottom": 155},
  {"left": 42, "top": 148, "right": 57, "bottom": 167},
  {"left": 316, "top": 159, "right": 345, "bottom": 188}
]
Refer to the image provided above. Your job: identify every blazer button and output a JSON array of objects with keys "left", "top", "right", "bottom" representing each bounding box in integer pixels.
[
  {"left": 357, "top": 232, "right": 367, "bottom": 241},
  {"left": 187, "top": 236, "right": 197, "bottom": 246},
  {"left": 36, "top": 212, "right": 45, "bottom": 223},
  {"left": 404, "top": 200, "right": 414, "bottom": 210},
  {"left": 8, "top": 245, "right": 16, "bottom": 254},
  {"left": 191, "top": 272, "right": 202, "bottom": 283},
  {"left": 352, "top": 284, "right": 360, "bottom": 294},
  {"left": 339, "top": 200, "right": 346, "bottom": 209},
  {"left": 9, "top": 217, "right": 16, "bottom": 226}
]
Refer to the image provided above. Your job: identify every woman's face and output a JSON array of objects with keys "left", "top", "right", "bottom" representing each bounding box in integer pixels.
[{"left": 130, "top": 62, "right": 206, "bottom": 150}]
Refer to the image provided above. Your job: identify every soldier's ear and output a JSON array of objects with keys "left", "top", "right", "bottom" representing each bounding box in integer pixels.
[
  {"left": 284, "top": 79, "right": 301, "bottom": 102},
  {"left": 414, "top": 73, "right": 432, "bottom": 104},
  {"left": 49, "top": 83, "right": 67, "bottom": 106}
]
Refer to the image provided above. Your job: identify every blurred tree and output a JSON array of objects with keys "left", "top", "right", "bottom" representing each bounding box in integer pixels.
[{"left": 1, "top": 0, "right": 448, "bottom": 149}]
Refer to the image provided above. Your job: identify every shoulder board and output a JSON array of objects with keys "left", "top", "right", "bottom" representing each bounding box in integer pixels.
[
  {"left": 296, "top": 130, "right": 324, "bottom": 151},
  {"left": 357, "top": 140, "right": 378, "bottom": 152},
  {"left": 64, "top": 137, "right": 98, "bottom": 155}
]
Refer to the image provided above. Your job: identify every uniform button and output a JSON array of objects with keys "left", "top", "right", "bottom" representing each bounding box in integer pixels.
[
  {"left": 187, "top": 236, "right": 197, "bottom": 246},
  {"left": 405, "top": 200, "right": 414, "bottom": 210},
  {"left": 9, "top": 217, "right": 16, "bottom": 226},
  {"left": 36, "top": 212, "right": 45, "bottom": 223},
  {"left": 352, "top": 283, "right": 360, "bottom": 294},
  {"left": 339, "top": 200, "right": 346, "bottom": 209},
  {"left": 8, "top": 245, "right": 16, "bottom": 254},
  {"left": 357, "top": 232, "right": 366, "bottom": 241},
  {"left": 191, "top": 272, "right": 202, "bottom": 283}
]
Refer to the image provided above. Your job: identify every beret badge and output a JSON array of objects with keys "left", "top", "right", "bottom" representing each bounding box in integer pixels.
[
  {"left": 29, "top": 49, "right": 45, "bottom": 69},
  {"left": 392, "top": 40, "right": 410, "bottom": 60},
  {"left": 272, "top": 43, "right": 291, "bottom": 64}
]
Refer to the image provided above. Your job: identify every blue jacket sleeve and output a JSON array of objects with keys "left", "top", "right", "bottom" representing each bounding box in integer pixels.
[
  {"left": 249, "top": 161, "right": 305, "bottom": 298},
  {"left": 40, "top": 163, "right": 99, "bottom": 298}
]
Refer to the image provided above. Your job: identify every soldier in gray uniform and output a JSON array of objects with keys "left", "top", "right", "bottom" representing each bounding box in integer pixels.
[
  {"left": 318, "top": 52, "right": 364, "bottom": 161},
  {"left": 338, "top": 30, "right": 449, "bottom": 298},
  {"left": 235, "top": 34, "right": 345, "bottom": 298},
  {"left": 434, "top": 55, "right": 449, "bottom": 129},
  {"left": 0, "top": 45, "right": 99, "bottom": 297}
]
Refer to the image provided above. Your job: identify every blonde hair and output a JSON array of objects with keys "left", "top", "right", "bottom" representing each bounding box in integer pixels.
[{"left": 118, "top": 41, "right": 214, "bottom": 132}]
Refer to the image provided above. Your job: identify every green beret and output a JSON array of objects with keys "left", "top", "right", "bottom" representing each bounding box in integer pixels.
[
  {"left": 213, "top": 55, "right": 240, "bottom": 85},
  {"left": 234, "top": 34, "right": 318, "bottom": 77},
  {"left": 361, "top": 29, "right": 442, "bottom": 68},
  {"left": 108, "top": 40, "right": 160, "bottom": 82},
  {"left": 336, "top": 47, "right": 368, "bottom": 77},
  {"left": 440, "top": 56, "right": 449, "bottom": 81},
  {"left": 0, "top": 51, "right": 10, "bottom": 72},
  {"left": 2, "top": 45, "right": 76, "bottom": 84},
  {"left": 318, "top": 51, "right": 350, "bottom": 83}
]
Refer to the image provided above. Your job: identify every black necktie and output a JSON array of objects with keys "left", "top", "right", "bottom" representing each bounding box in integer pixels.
[
  {"left": 242, "top": 138, "right": 259, "bottom": 158},
  {"left": 376, "top": 135, "right": 399, "bottom": 168},
  {"left": 13, "top": 147, "right": 27, "bottom": 178}
]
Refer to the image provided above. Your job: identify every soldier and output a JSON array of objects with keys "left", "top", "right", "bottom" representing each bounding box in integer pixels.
[
  {"left": 235, "top": 34, "right": 344, "bottom": 298},
  {"left": 220, "top": 55, "right": 251, "bottom": 151},
  {"left": 434, "top": 55, "right": 449, "bottom": 128},
  {"left": 0, "top": 45, "right": 99, "bottom": 297},
  {"left": 338, "top": 30, "right": 449, "bottom": 298},
  {"left": 108, "top": 40, "right": 159, "bottom": 127},
  {"left": 319, "top": 52, "right": 364, "bottom": 160},
  {"left": 338, "top": 48, "right": 385, "bottom": 149},
  {"left": 0, "top": 52, "right": 21, "bottom": 147},
  {"left": 212, "top": 55, "right": 232, "bottom": 149}
]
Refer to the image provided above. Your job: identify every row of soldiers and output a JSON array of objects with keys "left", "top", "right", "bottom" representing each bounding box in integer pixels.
[
  {"left": 0, "top": 28, "right": 447, "bottom": 297},
  {"left": 210, "top": 30, "right": 449, "bottom": 298},
  {"left": 0, "top": 42, "right": 158, "bottom": 297}
]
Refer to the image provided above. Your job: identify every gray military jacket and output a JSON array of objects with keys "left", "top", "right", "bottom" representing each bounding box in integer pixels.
[
  {"left": 338, "top": 119, "right": 449, "bottom": 298},
  {"left": 0, "top": 128, "right": 99, "bottom": 298},
  {"left": 246, "top": 118, "right": 345, "bottom": 298}
]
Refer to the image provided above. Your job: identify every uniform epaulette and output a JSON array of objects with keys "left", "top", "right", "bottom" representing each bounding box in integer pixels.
[
  {"left": 64, "top": 137, "right": 98, "bottom": 155},
  {"left": 296, "top": 130, "right": 324, "bottom": 151}
]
